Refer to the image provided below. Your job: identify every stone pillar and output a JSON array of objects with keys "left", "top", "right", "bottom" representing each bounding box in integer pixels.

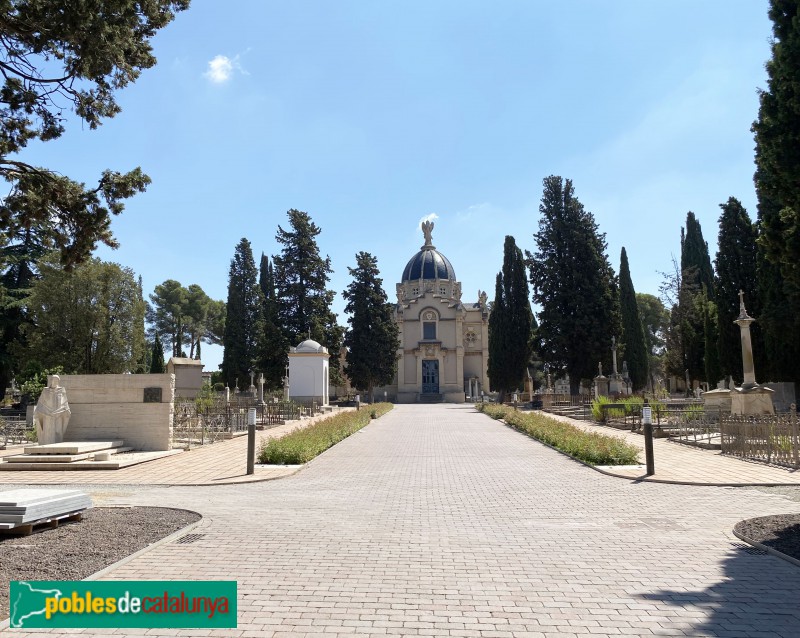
[
  {"left": 734, "top": 291, "right": 757, "bottom": 388},
  {"left": 257, "top": 373, "right": 265, "bottom": 405}
]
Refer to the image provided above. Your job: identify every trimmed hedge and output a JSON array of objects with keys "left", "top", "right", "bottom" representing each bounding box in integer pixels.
[
  {"left": 476, "top": 403, "right": 639, "bottom": 466},
  {"left": 258, "top": 403, "right": 393, "bottom": 464}
]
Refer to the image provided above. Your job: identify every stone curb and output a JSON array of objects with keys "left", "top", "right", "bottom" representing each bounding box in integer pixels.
[
  {"left": 0, "top": 507, "right": 204, "bottom": 631},
  {"left": 733, "top": 527, "right": 800, "bottom": 569},
  {"left": 494, "top": 415, "right": 800, "bottom": 487}
]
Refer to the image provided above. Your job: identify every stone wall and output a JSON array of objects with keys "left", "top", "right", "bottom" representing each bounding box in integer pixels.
[{"left": 58, "top": 374, "right": 175, "bottom": 451}]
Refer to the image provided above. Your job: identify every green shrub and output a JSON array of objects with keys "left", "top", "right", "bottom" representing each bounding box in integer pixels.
[
  {"left": 259, "top": 403, "right": 393, "bottom": 464},
  {"left": 478, "top": 403, "right": 639, "bottom": 466}
]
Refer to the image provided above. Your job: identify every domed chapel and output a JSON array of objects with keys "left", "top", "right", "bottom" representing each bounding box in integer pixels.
[{"left": 386, "top": 221, "right": 490, "bottom": 403}]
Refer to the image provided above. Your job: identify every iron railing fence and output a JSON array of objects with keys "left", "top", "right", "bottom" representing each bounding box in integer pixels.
[
  {"left": 0, "top": 416, "right": 32, "bottom": 448},
  {"left": 172, "top": 399, "right": 313, "bottom": 448},
  {"left": 720, "top": 405, "right": 799, "bottom": 468}
]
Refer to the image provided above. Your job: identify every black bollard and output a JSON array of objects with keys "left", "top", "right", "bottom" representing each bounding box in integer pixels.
[
  {"left": 246, "top": 408, "right": 256, "bottom": 475},
  {"left": 642, "top": 398, "right": 655, "bottom": 476}
]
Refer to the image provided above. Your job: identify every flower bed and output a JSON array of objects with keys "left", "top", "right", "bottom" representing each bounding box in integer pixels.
[
  {"left": 476, "top": 403, "right": 639, "bottom": 466},
  {"left": 258, "top": 403, "right": 393, "bottom": 464}
]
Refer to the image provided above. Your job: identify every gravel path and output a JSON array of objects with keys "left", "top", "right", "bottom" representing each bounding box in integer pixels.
[{"left": 0, "top": 506, "right": 200, "bottom": 621}]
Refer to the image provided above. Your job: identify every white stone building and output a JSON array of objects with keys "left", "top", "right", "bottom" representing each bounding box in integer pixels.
[
  {"left": 288, "top": 339, "right": 330, "bottom": 406},
  {"left": 389, "top": 222, "right": 490, "bottom": 403}
]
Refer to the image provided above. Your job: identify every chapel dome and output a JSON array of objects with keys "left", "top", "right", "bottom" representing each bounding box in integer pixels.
[
  {"left": 295, "top": 338, "right": 325, "bottom": 353},
  {"left": 401, "top": 220, "right": 456, "bottom": 282}
]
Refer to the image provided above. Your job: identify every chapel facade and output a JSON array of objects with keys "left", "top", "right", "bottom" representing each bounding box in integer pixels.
[{"left": 390, "top": 221, "right": 490, "bottom": 403}]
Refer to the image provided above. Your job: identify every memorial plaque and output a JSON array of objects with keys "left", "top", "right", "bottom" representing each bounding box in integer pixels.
[{"left": 143, "top": 387, "right": 162, "bottom": 403}]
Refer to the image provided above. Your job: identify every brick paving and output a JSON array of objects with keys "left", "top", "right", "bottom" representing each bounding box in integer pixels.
[
  {"left": 0, "top": 411, "right": 351, "bottom": 485},
  {"left": 7, "top": 403, "right": 800, "bottom": 637}
]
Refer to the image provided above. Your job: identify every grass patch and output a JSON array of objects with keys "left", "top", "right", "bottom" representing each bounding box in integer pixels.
[
  {"left": 476, "top": 403, "right": 640, "bottom": 466},
  {"left": 258, "top": 403, "right": 393, "bottom": 464}
]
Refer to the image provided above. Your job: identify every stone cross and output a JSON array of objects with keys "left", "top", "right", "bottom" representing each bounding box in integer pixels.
[{"left": 249, "top": 371, "right": 255, "bottom": 390}]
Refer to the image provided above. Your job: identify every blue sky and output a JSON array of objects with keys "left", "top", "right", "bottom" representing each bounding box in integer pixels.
[{"left": 20, "top": 1, "right": 773, "bottom": 371}]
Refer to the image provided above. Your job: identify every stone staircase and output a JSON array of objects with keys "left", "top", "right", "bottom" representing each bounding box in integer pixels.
[{"left": 419, "top": 393, "right": 444, "bottom": 403}]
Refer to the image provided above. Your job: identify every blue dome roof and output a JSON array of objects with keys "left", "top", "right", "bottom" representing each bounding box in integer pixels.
[{"left": 401, "top": 247, "right": 456, "bottom": 281}]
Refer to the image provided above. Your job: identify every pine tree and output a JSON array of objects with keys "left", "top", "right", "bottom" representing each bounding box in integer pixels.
[
  {"left": 618, "top": 248, "right": 649, "bottom": 391},
  {"left": 221, "top": 238, "right": 264, "bottom": 390},
  {"left": 714, "top": 197, "right": 761, "bottom": 382},
  {"left": 679, "top": 212, "right": 714, "bottom": 382},
  {"left": 258, "top": 253, "right": 289, "bottom": 389},
  {"left": 273, "top": 210, "right": 344, "bottom": 381},
  {"left": 150, "top": 334, "right": 166, "bottom": 373},
  {"left": 752, "top": 0, "right": 800, "bottom": 384},
  {"left": 342, "top": 252, "right": 399, "bottom": 402},
  {"left": 488, "top": 236, "right": 533, "bottom": 399},
  {"left": 527, "top": 176, "right": 620, "bottom": 394}
]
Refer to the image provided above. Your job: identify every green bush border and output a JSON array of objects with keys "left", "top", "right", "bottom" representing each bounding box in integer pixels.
[
  {"left": 258, "top": 403, "right": 393, "bottom": 464},
  {"left": 476, "top": 403, "right": 639, "bottom": 466}
]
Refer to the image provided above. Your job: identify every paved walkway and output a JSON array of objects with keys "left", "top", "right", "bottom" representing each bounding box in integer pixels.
[
  {"left": 7, "top": 404, "right": 800, "bottom": 637},
  {"left": 0, "top": 412, "right": 350, "bottom": 485}
]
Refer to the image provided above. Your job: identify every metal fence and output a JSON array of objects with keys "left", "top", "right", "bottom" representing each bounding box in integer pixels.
[
  {"left": 540, "top": 394, "right": 593, "bottom": 409},
  {"left": 172, "top": 399, "right": 311, "bottom": 448},
  {"left": 0, "top": 416, "right": 32, "bottom": 448},
  {"left": 720, "top": 405, "right": 799, "bottom": 468}
]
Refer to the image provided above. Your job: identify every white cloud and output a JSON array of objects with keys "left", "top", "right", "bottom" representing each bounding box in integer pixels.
[
  {"left": 418, "top": 213, "right": 439, "bottom": 227},
  {"left": 204, "top": 54, "right": 248, "bottom": 84}
]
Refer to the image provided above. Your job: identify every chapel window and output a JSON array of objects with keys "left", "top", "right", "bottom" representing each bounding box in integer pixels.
[{"left": 423, "top": 322, "right": 436, "bottom": 340}]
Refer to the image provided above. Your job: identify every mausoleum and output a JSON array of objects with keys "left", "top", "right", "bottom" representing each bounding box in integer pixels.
[
  {"left": 389, "top": 221, "right": 490, "bottom": 403},
  {"left": 288, "top": 338, "right": 330, "bottom": 406}
]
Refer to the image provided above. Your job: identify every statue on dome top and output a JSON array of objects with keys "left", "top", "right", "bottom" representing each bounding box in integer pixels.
[{"left": 421, "top": 220, "right": 434, "bottom": 247}]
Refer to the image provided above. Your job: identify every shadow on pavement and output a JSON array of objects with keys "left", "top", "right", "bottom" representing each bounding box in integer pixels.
[{"left": 637, "top": 541, "right": 800, "bottom": 636}]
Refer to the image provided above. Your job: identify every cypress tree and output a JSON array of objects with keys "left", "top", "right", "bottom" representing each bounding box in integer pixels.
[
  {"left": 714, "top": 197, "right": 761, "bottom": 382},
  {"left": 149, "top": 334, "right": 165, "bottom": 373},
  {"left": 221, "top": 238, "right": 264, "bottom": 390},
  {"left": 703, "top": 293, "right": 721, "bottom": 385},
  {"left": 618, "top": 248, "right": 649, "bottom": 391},
  {"left": 257, "top": 253, "right": 289, "bottom": 389},
  {"left": 342, "top": 252, "right": 400, "bottom": 402},
  {"left": 488, "top": 236, "right": 534, "bottom": 400},
  {"left": 528, "top": 176, "right": 620, "bottom": 394},
  {"left": 752, "top": 0, "right": 800, "bottom": 384},
  {"left": 273, "top": 210, "right": 344, "bottom": 381},
  {"left": 679, "top": 212, "right": 713, "bottom": 382}
]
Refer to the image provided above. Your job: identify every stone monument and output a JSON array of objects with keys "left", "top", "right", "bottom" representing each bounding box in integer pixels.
[
  {"left": 730, "top": 291, "right": 774, "bottom": 415},
  {"left": 607, "top": 337, "right": 625, "bottom": 395},
  {"left": 33, "top": 375, "right": 71, "bottom": 445}
]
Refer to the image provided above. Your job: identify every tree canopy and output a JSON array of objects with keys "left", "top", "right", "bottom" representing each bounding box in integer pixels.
[
  {"left": 257, "top": 253, "right": 289, "bottom": 389},
  {"left": 221, "top": 238, "right": 263, "bottom": 389},
  {"left": 273, "top": 209, "right": 344, "bottom": 381},
  {"left": 488, "top": 236, "right": 533, "bottom": 399},
  {"left": 714, "top": 197, "right": 760, "bottom": 382},
  {"left": 752, "top": 0, "right": 800, "bottom": 384},
  {"left": 22, "top": 256, "right": 146, "bottom": 374},
  {"left": 342, "top": 252, "right": 399, "bottom": 401},
  {"left": 527, "top": 176, "right": 620, "bottom": 394}
]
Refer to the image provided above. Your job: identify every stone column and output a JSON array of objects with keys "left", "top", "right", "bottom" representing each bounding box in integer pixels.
[
  {"left": 734, "top": 291, "right": 757, "bottom": 388},
  {"left": 257, "top": 373, "right": 265, "bottom": 405}
]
